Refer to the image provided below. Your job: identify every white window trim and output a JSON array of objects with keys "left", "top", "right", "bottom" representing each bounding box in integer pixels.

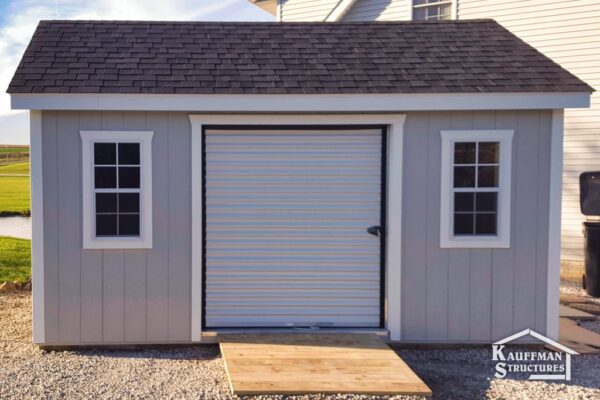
[
  {"left": 410, "top": 0, "right": 455, "bottom": 21},
  {"left": 80, "top": 130, "right": 153, "bottom": 249},
  {"left": 440, "top": 130, "right": 514, "bottom": 248}
]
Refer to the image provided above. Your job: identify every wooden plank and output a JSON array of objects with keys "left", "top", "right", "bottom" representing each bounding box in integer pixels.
[
  {"left": 79, "top": 111, "right": 103, "bottom": 343},
  {"left": 401, "top": 113, "right": 429, "bottom": 340},
  {"left": 168, "top": 113, "right": 192, "bottom": 341},
  {"left": 559, "top": 318, "right": 600, "bottom": 354},
  {"left": 123, "top": 112, "right": 148, "bottom": 343},
  {"left": 101, "top": 111, "right": 126, "bottom": 342},
  {"left": 219, "top": 334, "right": 431, "bottom": 396},
  {"left": 57, "top": 111, "right": 81, "bottom": 343},
  {"left": 513, "top": 111, "right": 540, "bottom": 331},
  {"left": 491, "top": 110, "right": 517, "bottom": 341},
  {"left": 145, "top": 112, "right": 170, "bottom": 342},
  {"left": 447, "top": 111, "right": 473, "bottom": 341},
  {"left": 559, "top": 305, "right": 596, "bottom": 320},
  {"left": 426, "top": 112, "right": 450, "bottom": 341}
]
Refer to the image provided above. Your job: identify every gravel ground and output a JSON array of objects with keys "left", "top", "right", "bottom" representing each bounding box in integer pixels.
[
  {"left": 1, "top": 292, "right": 600, "bottom": 399},
  {"left": 560, "top": 280, "right": 600, "bottom": 334}
]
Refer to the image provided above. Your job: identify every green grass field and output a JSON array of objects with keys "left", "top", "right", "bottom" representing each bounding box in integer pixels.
[
  {"left": 0, "top": 161, "right": 30, "bottom": 216},
  {"left": 0, "top": 161, "right": 29, "bottom": 174},
  {"left": 0, "top": 146, "right": 28, "bottom": 154},
  {"left": 0, "top": 236, "right": 31, "bottom": 284}
]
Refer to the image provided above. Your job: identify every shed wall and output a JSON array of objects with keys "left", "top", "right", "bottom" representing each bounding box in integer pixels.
[
  {"left": 42, "top": 111, "right": 192, "bottom": 344},
  {"left": 40, "top": 110, "right": 551, "bottom": 344},
  {"left": 401, "top": 110, "right": 552, "bottom": 343}
]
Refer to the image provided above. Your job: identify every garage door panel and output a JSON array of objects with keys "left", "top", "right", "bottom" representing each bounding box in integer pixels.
[{"left": 204, "top": 128, "right": 383, "bottom": 328}]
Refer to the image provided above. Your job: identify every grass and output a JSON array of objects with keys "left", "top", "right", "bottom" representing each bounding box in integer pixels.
[
  {"left": 0, "top": 161, "right": 30, "bottom": 216},
  {"left": 0, "top": 161, "right": 29, "bottom": 174},
  {"left": 0, "top": 236, "right": 31, "bottom": 284},
  {"left": 0, "top": 146, "right": 28, "bottom": 154}
]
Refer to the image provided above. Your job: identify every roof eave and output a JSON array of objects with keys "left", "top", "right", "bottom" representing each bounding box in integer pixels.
[{"left": 10, "top": 91, "right": 591, "bottom": 112}]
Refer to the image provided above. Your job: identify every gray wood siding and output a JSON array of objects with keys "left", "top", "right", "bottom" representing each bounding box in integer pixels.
[
  {"left": 40, "top": 110, "right": 552, "bottom": 344},
  {"left": 41, "top": 111, "right": 192, "bottom": 344},
  {"left": 401, "top": 111, "right": 552, "bottom": 342}
]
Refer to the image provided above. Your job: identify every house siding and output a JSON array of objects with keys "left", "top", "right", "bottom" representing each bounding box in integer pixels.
[
  {"left": 41, "top": 111, "right": 192, "bottom": 344},
  {"left": 457, "top": 1, "right": 600, "bottom": 261},
  {"left": 275, "top": 0, "right": 597, "bottom": 261},
  {"left": 279, "top": 0, "right": 340, "bottom": 21},
  {"left": 401, "top": 110, "right": 551, "bottom": 342},
  {"left": 343, "top": 0, "right": 410, "bottom": 21}
]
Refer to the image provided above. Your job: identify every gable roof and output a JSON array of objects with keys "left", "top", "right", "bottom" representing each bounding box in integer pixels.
[{"left": 7, "top": 20, "right": 593, "bottom": 95}]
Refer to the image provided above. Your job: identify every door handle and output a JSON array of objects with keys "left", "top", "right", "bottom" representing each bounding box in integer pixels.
[{"left": 367, "top": 225, "right": 382, "bottom": 237}]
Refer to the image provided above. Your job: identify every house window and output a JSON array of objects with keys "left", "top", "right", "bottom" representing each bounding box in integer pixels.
[
  {"left": 413, "top": 0, "right": 452, "bottom": 21},
  {"left": 440, "top": 130, "right": 513, "bottom": 248},
  {"left": 81, "top": 131, "right": 153, "bottom": 249}
]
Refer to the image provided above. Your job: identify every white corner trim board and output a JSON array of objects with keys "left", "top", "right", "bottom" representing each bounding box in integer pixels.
[
  {"left": 189, "top": 113, "right": 406, "bottom": 342},
  {"left": 80, "top": 130, "right": 154, "bottom": 249},
  {"left": 547, "top": 109, "right": 564, "bottom": 340},
  {"left": 11, "top": 92, "right": 590, "bottom": 112},
  {"left": 439, "top": 129, "right": 514, "bottom": 249},
  {"left": 30, "top": 110, "right": 44, "bottom": 344}
]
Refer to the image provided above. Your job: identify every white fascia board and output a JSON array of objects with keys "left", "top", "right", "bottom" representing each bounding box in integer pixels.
[{"left": 11, "top": 92, "right": 591, "bottom": 112}]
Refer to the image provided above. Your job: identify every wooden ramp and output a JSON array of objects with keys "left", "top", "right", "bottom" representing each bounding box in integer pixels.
[{"left": 219, "top": 333, "right": 432, "bottom": 396}]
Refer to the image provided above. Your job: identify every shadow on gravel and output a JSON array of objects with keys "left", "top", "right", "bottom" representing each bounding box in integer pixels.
[{"left": 58, "top": 344, "right": 222, "bottom": 361}]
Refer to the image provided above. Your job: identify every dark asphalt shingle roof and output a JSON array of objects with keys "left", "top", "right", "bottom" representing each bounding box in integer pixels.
[{"left": 7, "top": 20, "right": 593, "bottom": 95}]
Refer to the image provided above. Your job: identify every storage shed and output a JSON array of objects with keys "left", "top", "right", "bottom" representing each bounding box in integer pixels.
[{"left": 8, "top": 20, "right": 592, "bottom": 345}]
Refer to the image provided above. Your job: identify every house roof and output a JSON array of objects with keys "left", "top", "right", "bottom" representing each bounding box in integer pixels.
[{"left": 7, "top": 20, "right": 593, "bottom": 95}]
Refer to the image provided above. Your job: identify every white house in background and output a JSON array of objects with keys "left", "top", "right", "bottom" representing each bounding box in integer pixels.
[{"left": 250, "top": 0, "right": 600, "bottom": 264}]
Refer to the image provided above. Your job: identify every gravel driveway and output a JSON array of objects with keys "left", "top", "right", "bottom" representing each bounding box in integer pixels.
[{"left": 1, "top": 292, "right": 600, "bottom": 399}]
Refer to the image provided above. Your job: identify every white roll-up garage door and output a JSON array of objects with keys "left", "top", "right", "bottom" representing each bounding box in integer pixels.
[{"left": 204, "top": 128, "right": 384, "bottom": 328}]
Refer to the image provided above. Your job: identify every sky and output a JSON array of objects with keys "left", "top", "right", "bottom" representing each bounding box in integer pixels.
[{"left": 0, "top": 0, "right": 273, "bottom": 144}]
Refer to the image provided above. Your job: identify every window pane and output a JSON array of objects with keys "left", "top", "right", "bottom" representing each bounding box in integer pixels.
[
  {"left": 94, "top": 167, "right": 117, "bottom": 189},
  {"left": 119, "top": 193, "right": 140, "bottom": 213},
  {"left": 454, "top": 166, "right": 476, "bottom": 187},
  {"left": 475, "top": 213, "right": 497, "bottom": 235},
  {"left": 413, "top": 8, "right": 427, "bottom": 20},
  {"left": 96, "top": 214, "right": 117, "bottom": 236},
  {"left": 454, "top": 213, "right": 474, "bottom": 235},
  {"left": 454, "top": 192, "right": 474, "bottom": 212},
  {"left": 96, "top": 193, "right": 117, "bottom": 213},
  {"left": 119, "top": 214, "right": 140, "bottom": 236},
  {"left": 454, "top": 142, "right": 476, "bottom": 164},
  {"left": 435, "top": 4, "right": 451, "bottom": 20},
  {"left": 476, "top": 192, "right": 498, "bottom": 212},
  {"left": 478, "top": 142, "right": 499, "bottom": 164},
  {"left": 94, "top": 143, "right": 116, "bottom": 165},
  {"left": 119, "top": 167, "right": 140, "bottom": 188},
  {"left": 118, "top": 143, "right": 140, "bottom": 165},
  {"left": 478, "top": 166, "right": 499, "bottom": 187}
]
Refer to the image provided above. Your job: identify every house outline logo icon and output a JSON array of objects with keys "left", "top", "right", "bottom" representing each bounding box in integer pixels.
[{"left": 492, "top": 328, "right": 578, "bottom": 381}]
